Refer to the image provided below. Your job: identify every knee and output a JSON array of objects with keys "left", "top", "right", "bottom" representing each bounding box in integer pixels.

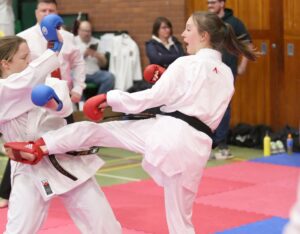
[
  {"left": 105, "top": 72, "right": 115, "bottom": 87},
  {"left": 110, "top": 73, "right": 115, "bottom": 85},
  {"left": 106, "top": 72, "right": 115, "bottom": 80}
]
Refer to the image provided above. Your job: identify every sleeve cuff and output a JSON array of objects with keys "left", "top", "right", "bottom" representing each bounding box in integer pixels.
[
  {"left": 42, "top": 132, "right": 57, "bottom": 155},
  {"left": 106, "top": 90, "right": 121, "bottom": 111},
  {"left": 71, "top": 86, "right": 83, "bottom": 96}
]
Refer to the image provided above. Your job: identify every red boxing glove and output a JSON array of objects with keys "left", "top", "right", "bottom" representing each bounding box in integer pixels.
[
  {"left": 143, "top": 64, "right": 166, "bottom": 84},
  {"left": 4, "top": 138, "right": 47, "bottom": 165},
  {"left": 83, "top": 94, "right": 107, "bottom": 121}
]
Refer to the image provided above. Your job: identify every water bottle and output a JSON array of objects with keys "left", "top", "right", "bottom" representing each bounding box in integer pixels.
[
  {"left": 263, "top": 132, "right": 271, "bottom": 156},
  {"left": 287, "top": 133, "right": 293, "bottom": 155}
]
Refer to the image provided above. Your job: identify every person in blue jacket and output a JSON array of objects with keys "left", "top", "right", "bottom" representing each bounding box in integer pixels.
[{"left": 145, "top": 16, "right": 185, "bottom": 68}]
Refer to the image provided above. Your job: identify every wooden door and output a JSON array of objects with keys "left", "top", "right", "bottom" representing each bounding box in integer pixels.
[{"left": 281, "top": 0, "right": 300, "bottom": 128}]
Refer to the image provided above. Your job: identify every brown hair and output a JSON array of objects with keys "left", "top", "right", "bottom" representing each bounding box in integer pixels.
[
  {"left": 0, "top": 36, "right": 27, "bottom": 77},
  {"left": 152, "top": 17, "right": 173, "bottom": 37},
  {"left": 192, "top": 11, "right": 257, "bottom": 61}
]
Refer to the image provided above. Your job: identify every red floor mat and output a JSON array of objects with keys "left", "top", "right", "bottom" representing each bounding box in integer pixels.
[
  {"left": 104, "top": 176, "right": 254, "bottom": 198},
  {"left": 193, "top": 204, "right": 270, "bottom": 234},
  {"left": 0, "top": 161, "right": 298, "bottom": 233},
  {"left": 103, "top": 186, "right": 271, "bottom": 234},
  {"left": 203, "top": 161, "right": 300, "bottom": 184},
  {"left": 0, "top": 199, "right": 152, "bottom": 234},
  {"left": 196, "top": 178, "right": 298, "bottom": 218}
]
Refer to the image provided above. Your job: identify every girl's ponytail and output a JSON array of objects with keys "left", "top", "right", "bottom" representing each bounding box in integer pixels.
[
  {"left": 223, "top": 23, "right": 257, "bottom": 61},
  {"left": 192, "top": 11, "right": 257, "bottom": 61}
]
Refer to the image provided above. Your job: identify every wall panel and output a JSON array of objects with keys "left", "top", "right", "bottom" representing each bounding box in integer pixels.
[
  {"left": 278, "top": 0, "right": 300, "bottom": 128},
  {"left": 226, "top": 0, "right": 270, "bottom": 30},
  {"left": 231, "top": 40, "right": 271, "bottom": 126},
  {"left": 284, "top": 0, "right": 300, "bottom": 35},
  {"left": 187, "top": 0, "right": 269, "bottom": 30},
  {"left": 280, "top": 37, "right": 300, "bottom": 127}
]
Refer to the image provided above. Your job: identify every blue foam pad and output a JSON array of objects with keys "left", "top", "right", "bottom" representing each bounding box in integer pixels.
[
  {"left": 250, "top": 153, "right": 300, "bottom": 167},
  {"left": 216, "top": 217, "right": 288, "bottom": 234}
]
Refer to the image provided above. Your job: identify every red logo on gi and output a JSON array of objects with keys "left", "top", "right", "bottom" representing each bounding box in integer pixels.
[
  {"left": 41, "top": 179, "right": 53, "bottom": 195},
  {"left": 213, "top": 67, "right": 218, "bottom": 73}
]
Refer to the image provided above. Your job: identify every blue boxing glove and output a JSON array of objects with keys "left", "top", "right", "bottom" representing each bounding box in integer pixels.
[
  {"left": 31, "top": 84, "right": 63, "bottom": 111},
  {"left": 40, "top": 14, "right": 64, "bottom": 52}
]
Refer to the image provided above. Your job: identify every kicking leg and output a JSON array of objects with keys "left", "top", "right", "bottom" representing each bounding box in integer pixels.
[{"left": 43, "top": 119, "right": 153, "bottom": 155}]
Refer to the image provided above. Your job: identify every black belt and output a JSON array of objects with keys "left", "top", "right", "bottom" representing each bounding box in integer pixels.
[
  {"left": 160, "top": 111, "right": 213, "bottom": 139},
  {"left": 47, "top": 146, "right": 101, "bottom": 181},
  {"left": 120, "top": 110, "right": 213, "bottom": 139},
  {"left": 66, "top": 146, "right": 100, "bottom": 156},
  {"left": 48, "top": 155, "right": 78, "bottom": 181}
]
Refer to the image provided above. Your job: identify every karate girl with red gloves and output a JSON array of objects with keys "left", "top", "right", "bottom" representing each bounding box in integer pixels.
[
  {"left": 0, "top": 14, "right": 121, "bottom": 234},
  {"left": 5, "top": 12, "right": 257, "bottom": 234}
]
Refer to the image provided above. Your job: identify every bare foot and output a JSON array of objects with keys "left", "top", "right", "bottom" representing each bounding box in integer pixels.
[{"left": 0, "top": 199, "right": 8, "bottom": 208}]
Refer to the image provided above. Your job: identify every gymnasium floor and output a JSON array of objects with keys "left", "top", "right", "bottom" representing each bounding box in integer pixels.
[{"left": 0, "top": 146, "right": 299, "bottom": 233}]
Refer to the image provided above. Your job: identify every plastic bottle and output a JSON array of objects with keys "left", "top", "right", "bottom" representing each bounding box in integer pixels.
[
  {"left": 287, "top": 133, "right": 293, "bottom": 155},
  {"left": 263, "top": 132, "right": 271, "bottom": 156}
]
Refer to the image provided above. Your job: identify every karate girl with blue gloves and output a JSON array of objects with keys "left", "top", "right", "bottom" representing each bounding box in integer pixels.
[{"left": 0, "top": 14, "right": 121, "bottom": 234}]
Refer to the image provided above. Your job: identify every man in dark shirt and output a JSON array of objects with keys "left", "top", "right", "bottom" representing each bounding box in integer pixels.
[{"left": 208, "top": 0, "right": 252, "bottom": 159}]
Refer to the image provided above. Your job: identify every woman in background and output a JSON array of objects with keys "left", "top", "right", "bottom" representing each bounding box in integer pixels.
[{"left": 145, "top": 16, "right": 185, "bottom": 68}]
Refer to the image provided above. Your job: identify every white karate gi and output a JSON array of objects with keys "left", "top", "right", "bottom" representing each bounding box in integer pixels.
[
  {"left": 0, "top": 0, "right": 14, "bottom": 36},
  {"left": 284, "top": 177, "right": 300, "bottom": 234},
  {"left": 43, "top": 48, "right": 235, "bottom": 234},
  {"left": 18, "top": 24, "right": 86, "bottom": 96},
  {"left": 0, "top": 50, "right": 121, "bottom": 234},
  {"left": 109, "top": 34, "right": 142, "bottom": 91}
]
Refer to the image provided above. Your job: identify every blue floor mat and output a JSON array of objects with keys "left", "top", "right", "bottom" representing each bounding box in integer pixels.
[
  {"left": 250, "top": 153, "right": 300, "bottom": 167},
  {"left": 216, "top": 217, "right": 288, "bottom": 234}
]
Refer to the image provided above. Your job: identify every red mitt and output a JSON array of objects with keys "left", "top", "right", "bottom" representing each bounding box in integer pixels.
[
  {"left": 143, "top": 64, "right": 166, "bottom": 84},
  {"left": 83, "top": 94, "right": 107, "bottom": 121},
  {"left": 4, "top": 138, "right": 47, "bottom": 165}
]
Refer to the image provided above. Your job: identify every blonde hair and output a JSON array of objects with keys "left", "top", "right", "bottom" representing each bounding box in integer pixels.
[
  {"left": 192, "top": 11, "right": 257, "bottom": 61},
  {"left": 0, "top": 36, "right": 26, "bottom": 77}
]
